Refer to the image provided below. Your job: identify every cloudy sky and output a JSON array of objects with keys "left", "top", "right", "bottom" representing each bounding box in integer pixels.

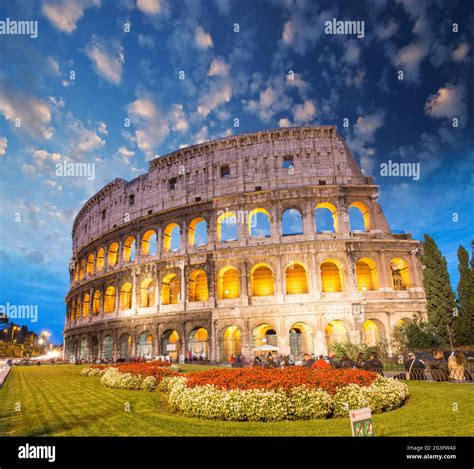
[{"left": 0, "top": 0, "right": 473, "bottom": 342}]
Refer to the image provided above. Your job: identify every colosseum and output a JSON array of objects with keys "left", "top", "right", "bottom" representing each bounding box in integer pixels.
[{"left": 64, "top": 126, "right": 426, "bottom": 363}]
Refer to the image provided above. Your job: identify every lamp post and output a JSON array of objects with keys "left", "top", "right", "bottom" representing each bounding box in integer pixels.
[
  {"left": 3, "top": 328, "right": 7, "bottom": 342},
  {"left": 10, "top": 326, "right": 20, "bottom": 344}
]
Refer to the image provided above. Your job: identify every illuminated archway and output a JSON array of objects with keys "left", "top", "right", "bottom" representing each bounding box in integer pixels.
[
  {"left": 162, "top": 330, "right": 179, "bottom": 361},
  {"left": 217, "top": 211, "right": 238, "bottom": 242},
  {"left": 281, "top": 208, "right": 304, "bottom": 236},
  {"left": 102, "top": 335, "right": 113, "bottom": 360},
  {"left": 86, "top": 253, "right": 94, "bottom": 275},
  {"left": 139, "top": 278, "right": 155, "bottom": 307},
  {"left": 285, "top": 262, "right": 309, "bottom": 294},
  {"left": 120, "top": 282, "right": 132, "bottom": 309},
  {"left": 349, "top": 201, "right": 370, "bottom": 232},
  {"left": 315, "top": 202, "right": 338, "bottom": 233},
  {"left": 321, "top": 260, "right": 343, "bottom": 292},
  {"left": 82, "top": 293, "right": 90, "bottom": 318},
  {"left": 249, "top": 208, "right": 271, "bottom": 238},
  {"left": 254, "top": 323, "right": 278, "bottom": 349},
  {"left": 222, "top": 326, "right": 242, "bottom": 361},
  {"left": 79, "top": 258, "right": 85, "bottom": 280},
  {"left": 251, "top": 264, "right": 274, "bottom": 296},
  {"left": 289, "top": 322, "right": 312, "bottom": 355},
  {"left": 141, "top": 230, "right": 157, "bottom": 256},
  {"left": 163, "top": 223, "right": 181, "bottom": 252},
  {"left": 123, "top": 236, "right": 136, "bottom": 262},
  {"left": 356, "top": 258, "right": 379, "bottom": 291},
  {"left": 188, "top": 327, "right": 209, "bottom": 358},
  {"left": 92, "top": 290, "right": 101, "bottom": 315},
  {"left": 189, "top": 218, "right": 207, "bottom": 247},
  {"left": 188, "top": 270, "right": 208, "bottom": 302},
  {"left": 107, "top": 242, "right": 119, "bottom": 266},
  {"left": 137, "top": 331, "right": 153, "bottom": 358},
  {"left": 363, "top": 319, "right": 384, "bottom": 346},
  {"left": 96, "top": 248, "right": 105, "bottom": 271},
  {"left": 390, "top": 258, "right": 411, "bottom": 290},
  {"left": 325, "top": 320, "right": 348, "bottom": 346},
  {"left": 217, "top": 266, "right": 240, "bottom": 299},
  {"left": 75, "top": 297, "right": 81, "bottom": 319},
  {"left": 119, "top": 333, "right": 132, "bottom": 360},
  {"left": 161, "top": 273, "right": 180, "bottom": 305},
  {"left": 104, "top": 286, "right": 116, "bottom": 313}
]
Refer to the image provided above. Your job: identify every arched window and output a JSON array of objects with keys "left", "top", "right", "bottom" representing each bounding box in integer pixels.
[
  {"left": 104, "top": 286, "right": 116, "bottom": 313},
  {"left": 162, "top": 329, "right": 179, "bottom": 361},
  {"left": 363, "top": 319, "right": 384, "bottom": 346},
  {"left": 222, "top": 326, "right": 241, "bottom": 361},
  {"left": 249, "top": 208, "right": 271, "bottom": 238},
  {"left": 123, "top": 236, "right": 136, "bottom": 262},
  {"left": 315, "top": 203, "right": 337, "bottom": 233},
  {"left": 161, "top": 273, "right": 180, "bottom": 305},
  {"left": 91, "top": 337, "right": 99, "bottom": 361},
  {"left": 163, "top": 223, "right": 181, "bottom": 252},
  {"left": 325, "top": 320, "right": 347, "bottom": 345},
  {"left": 251, "top": 264, "right": 274, "bottom": 296},
  {"left": 281, "top": 208, "right": 304, "bottom": 236},
  {"left": 189, "top": 218, "right": 207, "bottom": 247},
  {"left": 120, "top": 283, "right": 132, "bottom": 309},
  {"left": 102, "top": 335, "right": 113, "bottom": 360},
  {"left": 82, "top": 293, "right": 90, "bottom": 318},
  {"left": 137, "top": 331, "right": 153, "bottom": 358},
  {"left": 217, "top": 211, "right": 238, "bottom": 242},
  {"left": 139, "top": 279, "right": 155, "bottom": 307},
  {"left": 75, "top": 297, "right": 81, "bottom": 319},
  {"left": 289, "top": 323, "right": 312, "bottom": 355},
  {"left": 285, "top": 262, "right": 309, "bottom": 294},
  {"left": 79, "top": 258, "right": 85, "bottom": 280},
  {"left": 107, "top": 242, "right": 119, "bottom": 266},
  {"left": 141, "top": 230, "right": 157, "bottom": 256},
  {"left": 188, "top": 328, "right": 209, "bottom": 358},
  {"left": 217, "top": 266, "right": 240, "bottom": 299},
  {"left": 86, "top": 253, "right": 94, "bottom": 275},
  {"left": 119, "top": 333, "right": 132, "bottom": 360},
  {"left": 390, "top": 258, "right": 411, "bottom": 290},
  {"left": 188, "top": 270, "right": 208, "bottom": 302},
  {"left": 254, "top": 324, "right": 278, "bottom": 349},
  {"left": 92, "top": 290, "right": 101, "bottom": 315},
  {"left": 349, "top": 202, "right": 370, "bottom": 232},
  {"left": 74, "top": 267, "right": 78, "bottom": 282},
  {"left": 69, "top": 300, "right": 75, "bottom": 321},
  {"left": 321, "top": 260, "right": 342, "bottom": 292},
  {"left": 96, "top": 248, "right": 105, "bottom": 271},
  {"left": 356, "top": 258, "right": 379, "bottom": 291}
]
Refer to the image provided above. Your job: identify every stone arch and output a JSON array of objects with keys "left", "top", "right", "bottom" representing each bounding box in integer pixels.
[
  {"left": 107, "top": 242, "right": 119, "bottom": 266},
  {"left": 222, "top": 325, "right": 242, "bottom": 362},
  {"left": 188, "top": 269, "right": 208, "bottom": 302},
  {"left": 102, "top": 335, "right": 113, "bottom": 360},
  {"left": 123, "top": 236, "right": 136, "bottom": 262},
  {"left": 162, "top": 329, "right": 180, "bottom": 361},
  {"left": 96, "top": 247, "right": 105, "bottom": 271},
  {"left": 163, "top": 222, "right": 181, "bottom": 252},
  {"left": 86, "top": 253, "right": 94, "bottom": 275},
  {"left": 137, "top": 331, "right": 153, "bottom": 358},
  {"left": 285, "top": 261, "right": 309, "bottom": 294},
  {"left": 217, "top": 266, "right": 240, "bottom": 299},
  {"left": 325, "top": 319, "right": 349, "bottom": 346},
  {"left": 356, "top": 257, "right": 379, "bottom": 291},
  {"left": 281, "top": 208, "right": 304, "bottom": 236},
  {"left": 82, "top": 293, "right": 90, "bottom": 318},
  {"left": 320, "top": 258, "right": 343, "bottom": 292},
  {"left": 92, "top": 290, "right": 101, "bottom": 315},
  {"left": 104, "top": 286, "right": 115, "bottom": 313},
  {"left": 141, "top": 229, "right": 157, "bottom": 256},
  {"left": 80, "top": 337, "right": 88, "bottom": 361},
  {"left": 289, "top": 322, "right": 313, "bottom": 355},
  {"left": 139, "top": 278, "right": 155, "bottom": 307},
  {"left": 189, "top": 217, "right": 207, "bottom": 247},
  {"left": 119, "top": 333, "right": 132, "bottom": 360},
  {"left": 161, "top": 273, "right": 180, "bottom": 305},
  {"left": 349, "top": 201, "right": 370, "bottom": 231},
  {"left": 187, "top": 327, "right": 210, "bottom": 359},
  {"left": 250, "top": 263, "right": 274, "bottom": 297},
  {"left": 389, "top": 257, "right": 411, "bottom": 290},
  {"left": 79, "top": 258, "right": 85, "bottom": 280},
  {"left": 249, "top": 207, "right": 271, "bottom": 238},
  {"left": 120, "top": 282, "right": 132, "bottom": 309},
  {"left": 315, "top": 202, "right": 338, "bottom": 233},
  {"left": 362, "top": 318, "right": 386, "bottom": 346},
  {"left": 217, "top": 211, "right": 238, "bottom": 242},
  {"left": 253, "top": 322, "right": 278, "bottom": 350},
  {"left": 91, "top": 336, "right": 99, "bottom": 361}
]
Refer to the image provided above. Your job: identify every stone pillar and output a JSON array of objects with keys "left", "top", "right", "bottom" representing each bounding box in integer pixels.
[
  {"left": 304, "top": 199, "right": 315, "bottom": 238},
  {"left": 379, "top": 250, "right": 391, "bottom": 290}
]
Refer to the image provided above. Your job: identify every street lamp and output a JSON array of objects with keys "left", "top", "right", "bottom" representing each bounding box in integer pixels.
[
  {"left": 3, "top": 328, "right": 7, "bottom": 342},
  {"left": 10, "top": 326, "right": 20, "bottom": 344}
]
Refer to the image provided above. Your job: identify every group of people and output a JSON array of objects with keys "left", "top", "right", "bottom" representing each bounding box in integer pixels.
[{"left": 402, "top": 350, "right": 472, "bottom": 382}]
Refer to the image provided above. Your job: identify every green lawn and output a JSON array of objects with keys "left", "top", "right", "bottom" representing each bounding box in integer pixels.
[{"left": 0, "top": 365, "right": 472, "bottom": 436}]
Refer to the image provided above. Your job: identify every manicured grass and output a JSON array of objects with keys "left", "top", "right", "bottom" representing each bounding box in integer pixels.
[{"left": 0, "top": 365, "right": 472, "bottom": 436}]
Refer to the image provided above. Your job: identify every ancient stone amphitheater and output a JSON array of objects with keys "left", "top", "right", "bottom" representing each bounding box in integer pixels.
[{"left": 64, "top": 126, "right": 426, "bottom": 363}]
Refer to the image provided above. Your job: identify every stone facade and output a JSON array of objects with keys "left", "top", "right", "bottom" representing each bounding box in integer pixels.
[{"left": 64, "top": 126, "right": 426, "bottom": 363}]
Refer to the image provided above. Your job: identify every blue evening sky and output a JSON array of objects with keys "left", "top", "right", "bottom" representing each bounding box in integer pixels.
[{"left": 0, "top": 0, "right": 473, "bottom": 343}]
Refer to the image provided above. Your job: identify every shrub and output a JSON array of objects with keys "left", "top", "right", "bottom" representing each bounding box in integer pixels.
[{"left": 332, "top": 384, "right": 368, "bottom": 417}]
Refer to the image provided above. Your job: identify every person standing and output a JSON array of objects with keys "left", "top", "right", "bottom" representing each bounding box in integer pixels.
[
  {"left": 366, "top": 352, "right": 384, "bottom": 376},
  {"left": 405, "top": 352, "right": 426, "bottom": 380},
  {"left": 448, "top": 351, "right": 467, "bottom": 381}
]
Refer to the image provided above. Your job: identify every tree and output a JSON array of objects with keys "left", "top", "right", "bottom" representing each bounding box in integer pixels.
[
  {"left": 420, "top": 234, "right": 457, "bottom": 345},
  {"left": 455, "top": 243, "right": 474, "bottom": 344}
]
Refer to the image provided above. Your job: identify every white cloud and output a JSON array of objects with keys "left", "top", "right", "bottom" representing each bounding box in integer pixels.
[
  {"left": 22, "top": 164, "right": 36, "bottom": 175},
  {"left": 195, "top": 26, "right": 213, "bottom": 49},
  {"left": 452, "top": 43, "right": 470, "bottom": 62},
  {"left": 42, "top": 0, "right": 101, "bottom": 33},
  {"left": 208, "top": 58, "right": 230, "bottom": 77},
  {"left": 293, "top": 100, "right": 317, "bottom": 124},
  {"left": 66, "top": 115, "right": 106, "bottom": 154},
  {"left": 0, "top": 87, "right": 53, "bottom": 139},
  {"left": 137, "top": 0, "right": 166, "bottom": 15},
  {"left": 424, "top": 84, "right": 467, "bottom": 124},
  {"left": 126, "top": 94, "right": 169, "bottom": 159},
  {"left": 33, "top": 149, "right": 61, "bottom": 163},
  {"left": 98, "top": 121, "right": 108, "bottom": 135},
  {"left": 342, "top": 41, "right": 361, "bottom": 65},
  {"left": 0, "top": 137, "right": 7, "bottom": 156},
  {"left": 170, "top": 104, "right": 189, "bottom": 132},
  {"left": 85, "top": 36, "right": 124, "bottom": 85},
  {"left": 393, "top": 42, "right": 429, "bottom": 82},
  {"left": 138, "top": 34, "right": 156, "bottom": 48},
  {"left": 117, "top": 146, "right": 135, "bottom": 158},
  {"left": 197, "top": 82, "right": 232, "bottom": 117},
  {"left": 279, "top": 118, "right": 292, "bottom": 128}
]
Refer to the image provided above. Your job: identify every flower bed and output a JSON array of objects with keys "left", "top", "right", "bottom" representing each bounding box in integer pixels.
[{"left": 166, "top": 368, "right": 409, "bottom": 421}]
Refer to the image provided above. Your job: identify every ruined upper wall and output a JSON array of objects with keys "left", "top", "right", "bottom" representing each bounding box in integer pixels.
[{"left": 72, "top": 126, "right": 372, "bottom": 251}]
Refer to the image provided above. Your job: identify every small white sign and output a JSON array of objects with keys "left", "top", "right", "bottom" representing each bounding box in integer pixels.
[{"left": 166, "top": 344, "right": 176, "bottom": 351}]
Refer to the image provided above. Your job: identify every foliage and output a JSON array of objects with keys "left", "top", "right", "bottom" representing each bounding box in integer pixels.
[
  {"left": 454, "top": 244, "right": 474, "bottom": 345},
  {"left": 421, "top": 234, "right": 457, "bottom": 344},
  {"left": 392, "top": 317, "right": 442, "bottom": 351}
]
